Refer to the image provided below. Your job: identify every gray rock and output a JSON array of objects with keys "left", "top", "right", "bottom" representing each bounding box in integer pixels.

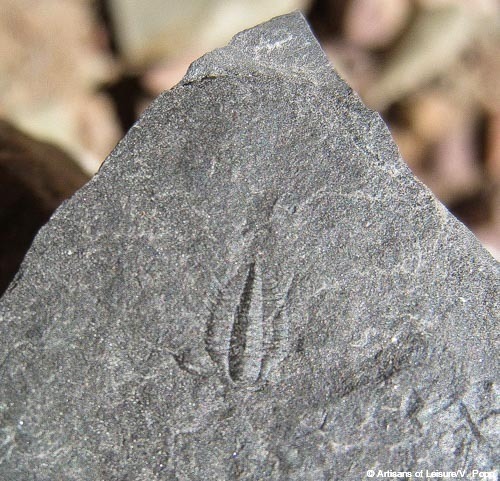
[{"left": 0, "top": 12, "right": 498, "bottom": 481}]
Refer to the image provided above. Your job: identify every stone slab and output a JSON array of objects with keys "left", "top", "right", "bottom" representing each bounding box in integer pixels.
[{"left": 0, "top": 12, "right": 498, "bottom": 481}]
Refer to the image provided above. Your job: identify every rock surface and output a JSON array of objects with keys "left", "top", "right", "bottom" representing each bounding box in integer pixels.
[{"left": 0, "top": 12, "right": 498, "bottom": 481}]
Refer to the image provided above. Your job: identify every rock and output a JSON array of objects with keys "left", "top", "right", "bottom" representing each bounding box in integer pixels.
[
  {"left": 424, "top": 115, "right": 483, "bottom": 204},
  {"left": 364, "top": 5, "right": 480, "bottom": 110},
  {"left": 343, "top": 0, "right": 411, "bottom": 49},
  {"left": 0, "top": 120, "right": 89, "bottom": 296},
  {"left": 0, "top": 12, "right": 497, "bottom": 480},
  {"left": 0, "top": 0, "right": 117, "bottom": 174},
  {"left": 486, "top": 112, "right": 500, "bottom": 182}
]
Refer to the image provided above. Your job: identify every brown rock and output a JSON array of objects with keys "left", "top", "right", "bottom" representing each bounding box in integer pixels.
[
  {"left": 485, "top": 112, "right": 500, "bottom": 182},
  {"left": 0, "top": 120, "right": 89, "bottom": 295},
  {"left": 419, "top": 115, "right": 483, "bottom": 204},
  {"left": 343, "top": 0, "right": 411, "bottom": 49}
]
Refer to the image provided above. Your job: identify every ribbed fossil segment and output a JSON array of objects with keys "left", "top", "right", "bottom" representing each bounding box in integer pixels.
[
  {"left": 0, "top": 12, "right": 497, "bottom": 481},
  {"left": 205, "top": 262, "right": 294, "bottom": 386},
  {"left": 228, "top": 262, "right": 263, "bottom": 383},
  {"left": 205, "top": 262, "right": 265, "bottom": 384}
]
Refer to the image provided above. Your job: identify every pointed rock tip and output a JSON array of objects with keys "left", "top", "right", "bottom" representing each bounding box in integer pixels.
[{"left": 181, "top": 11, "right": 338, "bottom": 86}]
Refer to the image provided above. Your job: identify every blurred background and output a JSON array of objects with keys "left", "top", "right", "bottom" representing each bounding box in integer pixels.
[{"left": 0, "top": 0, "right": 499, "bottom": 294}]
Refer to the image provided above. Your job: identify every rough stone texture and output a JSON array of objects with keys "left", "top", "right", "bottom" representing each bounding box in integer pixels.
[{"left": 0, "top": 12, "right": 498, "bottom": 481}]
